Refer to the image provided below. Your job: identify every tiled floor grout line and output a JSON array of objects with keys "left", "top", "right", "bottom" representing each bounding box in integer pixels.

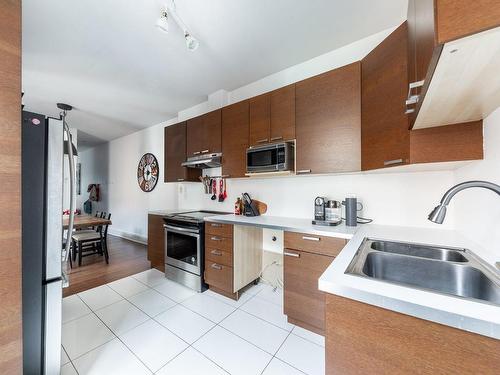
[
  {"left": 64, "top": 272, "right": 319, "bottom": 375},
  {"left": 78, "top": 296, "right": 156, "bottom": 374}
]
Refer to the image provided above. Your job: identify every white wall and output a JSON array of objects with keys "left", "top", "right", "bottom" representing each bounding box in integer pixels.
[
  {"left": 78, "top": 24, "right": 472, "bottom": 247},
  {"left": 79, "top": 121, "right": 179, "bottom": 243},
  {"left": 452, "top": 107, "right": 500, "bottom": 265}
]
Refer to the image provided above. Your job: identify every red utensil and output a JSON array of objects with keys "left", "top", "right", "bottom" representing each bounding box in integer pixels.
[
  {"left": 223, "top": 178, "right": 227, "bottom": 199},
  {"left": 218, "top": 179, "right": 224, "bottom": 202}
]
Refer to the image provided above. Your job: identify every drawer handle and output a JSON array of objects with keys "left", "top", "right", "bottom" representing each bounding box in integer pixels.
[
  {"left": 270, "top": 136, "right": 283, "bottom": 141},
  {"left": 383, "top": 159, "right": 404, "bottom": 166},
  {"left": 201, "top": 149, "right": 210, "bottom": 154},
  {"left": 193, "top": 151, "right": 201, "bottom": 155},
  {"left": 210, "top": 223, "right": 222, "bottom": 227},
  {"left": 302, "top": 236, "right": 320, "bottom": 242},
  {"left": 256, "top": 139, "right": 269, "bottom": 144},
  {"left": 211, "top": 250, "right": 223, "bottom": 256},
  {"left": 211, "top": 263, "right": 222, "bottom": 270},
  {"left": 296, "top": 169, "right": 311, "bottom": 175},
  {"left": 284, "top": 251, "right": 300, "bottom": 258},
  {"left": 210, "top": 236, "right": 222, "bottom": 241},
  {"left": 177, "top": 178, "right": 185, "bottom": 182}
]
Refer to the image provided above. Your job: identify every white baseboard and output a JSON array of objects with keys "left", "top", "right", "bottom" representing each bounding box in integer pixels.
[{"left": 108, "top": 228, "right": 147, "bottom": 245}]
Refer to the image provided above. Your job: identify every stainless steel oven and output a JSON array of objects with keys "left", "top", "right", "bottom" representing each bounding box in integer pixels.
[
  {"left": 164, "top": 223, "right": 201, "bottom": 275},
  {"left": 163, "top": 211, "right": 223, "bottom": 292},
  {"left": 246, "top": 141, "right": 294, "bottom": 173}
]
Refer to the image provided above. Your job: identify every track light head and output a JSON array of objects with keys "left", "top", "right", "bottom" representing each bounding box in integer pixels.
[
  {"left": 156, "top": 9, "right": 169, "bottom": 33},
  {"left": 185, "top": 32, "right": 199, "bottom": 51}
]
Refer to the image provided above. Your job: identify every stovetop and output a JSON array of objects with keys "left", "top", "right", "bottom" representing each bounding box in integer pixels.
[{"left": 165, "top": 210, "right": 225, "bottom": 224}]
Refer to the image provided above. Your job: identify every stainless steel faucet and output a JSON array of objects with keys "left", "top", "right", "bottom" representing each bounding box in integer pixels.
[
  {"left": 428, "top": 180, "right": 500, "bottom": 224},
  {"left": 428, "top": 180, "right": 500, "bottom": 270}
]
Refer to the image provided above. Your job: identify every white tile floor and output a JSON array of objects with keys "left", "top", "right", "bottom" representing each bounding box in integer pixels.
[{"left": 61, "top": 269, "right": 325, "bottom": 375}]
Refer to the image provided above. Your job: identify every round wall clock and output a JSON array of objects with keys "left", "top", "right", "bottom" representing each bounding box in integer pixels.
[{"left": 137, "top": 153, "right": 159, "bottom": 192}]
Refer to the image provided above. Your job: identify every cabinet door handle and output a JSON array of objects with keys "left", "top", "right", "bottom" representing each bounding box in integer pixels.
[
  {"left": 284, "top": 251, "right": 300, "bottom": 258},
  {"left": 193, "top": 151, "right": 201, "bottom": 155},
  {"left": 296, "top": 169, "right": 311, "bottom": 175},
  {"left": 405, "top": 80, "right": 425, "bottom": 113},
  {"left": 256, "top": 139, "right": 269, "bottom": 144},
  {"left": 383, "top": 159, "right": 404, "bottom": 166},
  {"left": 302, "top": 236, "right": 320, "bottom": 242},
  {"left": 177, "top": 178, "right": 185, "bottom": 182},
  {"left": 201, "top": 149, "right": 210, "bottom": 154},
  {"left": 210, "top": 236, "right": 222, "bottom": 241},
  {"left": 210, "top": 223, "right": 222, "bottom": 227},
  {"left": 270, "top": 136, "right": 283, "bottom": 141},
  {"left": 211, "top": 263, "right": 222, "bottom": 270},
  {"left": 210, "top": 250, "right": 222, "bottom": 256}
]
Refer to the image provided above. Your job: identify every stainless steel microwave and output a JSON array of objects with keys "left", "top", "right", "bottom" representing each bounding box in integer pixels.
[{"left": 246, "top": 142, "right": 294, "bottom": 173}]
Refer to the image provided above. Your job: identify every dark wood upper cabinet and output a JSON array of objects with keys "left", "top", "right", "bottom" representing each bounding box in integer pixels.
[
  {"left": 186, "top": 109, "right": 222, "bottom": 157},
  {"left": 295, "top": 62, "right": 361, "bottom": 174},
  {"left": 222, "top": 101, "right": 249, "bottom": 178},
  {"left": 361, "top": 22, "right": 410, "bottom": 171},
  {"left": 249, "top": 93, "right": 271, "bottom": 146},
  {"left": 271, "top": 84, "right": 296, "bottom": 142},
  {"left": 165, "top": 122, "right": 200, "bottom": 182},
  {"left": 249, "top": 85, "right": 296, "bottom": 147},
  {"left": 407, "top": 0, "right": 500, "bottom": 129}
]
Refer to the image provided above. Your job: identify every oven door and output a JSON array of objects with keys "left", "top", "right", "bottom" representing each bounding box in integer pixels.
[
  {"left": 164, "top": 224, "right": 201, "bottom": 275},
  {"left": 247, "top": 144, "right": 279, "bottom": 172}
]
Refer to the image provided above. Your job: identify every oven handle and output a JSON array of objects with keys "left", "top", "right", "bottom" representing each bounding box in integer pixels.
[{"left": 164, "top": 224, "right": 200, "bottom": 235}]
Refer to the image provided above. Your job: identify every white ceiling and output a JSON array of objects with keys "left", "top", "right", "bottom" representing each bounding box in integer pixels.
[{"left": 22, "top": 0, "right": 407, "bottom": 148}]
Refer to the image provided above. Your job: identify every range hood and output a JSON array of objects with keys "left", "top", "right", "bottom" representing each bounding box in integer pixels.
[{"left": 181, "top": 152, "right": 222, "bottom": 169}]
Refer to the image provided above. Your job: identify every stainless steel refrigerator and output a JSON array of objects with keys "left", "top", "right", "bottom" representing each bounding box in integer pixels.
[{"left": 22, "top": 110, "right": 76, "bottom": 374}]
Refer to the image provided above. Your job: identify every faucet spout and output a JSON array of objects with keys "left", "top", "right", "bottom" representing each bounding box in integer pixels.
[{"left": 428, "top": 180, "right": 500, "bottom": 224}]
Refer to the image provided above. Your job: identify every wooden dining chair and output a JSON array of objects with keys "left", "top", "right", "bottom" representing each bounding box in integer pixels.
[{"left": 71, "top": 213, "right": 111, "bottom": 266}]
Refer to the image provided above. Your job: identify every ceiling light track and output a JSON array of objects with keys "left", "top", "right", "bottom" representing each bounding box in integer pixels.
[{"left": 156, "top": 1, "right": 199, "bottom": 51}]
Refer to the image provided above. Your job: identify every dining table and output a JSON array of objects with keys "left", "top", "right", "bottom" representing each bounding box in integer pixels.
[{"left": 63, "top": 215, "right": 112, "bottom": 230}]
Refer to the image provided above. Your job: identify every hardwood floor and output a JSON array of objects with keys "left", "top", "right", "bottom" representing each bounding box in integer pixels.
[{"left": 63, "top": 235, "right": 151, "bottom": 297}]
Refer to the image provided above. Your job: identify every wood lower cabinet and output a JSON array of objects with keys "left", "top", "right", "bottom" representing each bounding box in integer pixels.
[
  {"left": 204, "top": 224, "right": 262, "bottom": 300},
  {"left": 147, "top": 214, "right": 165, "bottom": 272},
  {"left": 186, "top": 109, "right": 222, "bottom": 157},
  {"left": 284, "top": 232, "right": 347, "bottom": 334},
  {"left": 295, "top": 62, "right": 361, "bottom": 174},
  {"left": 222, "top": 101, "right": 249, "bottom": 178},
  {"left": 362, "top": 23, "right": 410, "bottom": 170},
  {"left": 284, "top": 249, "right": 334, "bottom": 334},
  {"left": 205, "top": 223, "right": 234, "bottom": 297},
  {"left": 164, "top": 122, "right": 200, "bottom": 182},
  {"left": 325, "top": 294, "right": 500, "bottom": 375}
]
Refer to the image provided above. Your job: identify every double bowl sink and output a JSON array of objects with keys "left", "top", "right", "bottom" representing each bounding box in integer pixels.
[{"left": 345, "top": 238, "right": 500, "bottom": 305}]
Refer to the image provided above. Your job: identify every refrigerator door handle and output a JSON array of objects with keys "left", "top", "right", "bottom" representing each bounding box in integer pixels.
[{"left": 62, "top": 120, "right": 76, "bottom": 288}]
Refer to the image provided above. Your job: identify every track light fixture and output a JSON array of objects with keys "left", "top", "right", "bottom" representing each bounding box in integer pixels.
[
  {"left": 184, "top": 32, "right": 199, "bottom": 51},
  {"left": 156, "top": 9, "right": 169, "bottom": 33},
  {"left": 156, "top": 1, "right": 199, "bottom": 51}
]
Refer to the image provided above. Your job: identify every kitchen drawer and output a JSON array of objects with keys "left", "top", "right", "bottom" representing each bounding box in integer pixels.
[
  {"left": 206, "top": 222, "right": 233, "bottom": 237},
  {"left": 284, "top": 231, "right": 347, "bottom": 257},
  {"left": 205, "top": 233, "right": 233, "bottom": 253},
  {"left": 206, "top": 247, "right": 233, "bottom": 267},
  {"left": 205, "top": 262, "right": 233, "bottom": 293},
  {"left": 284, "top": 249, "right": 334, "bottom": 334}
]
